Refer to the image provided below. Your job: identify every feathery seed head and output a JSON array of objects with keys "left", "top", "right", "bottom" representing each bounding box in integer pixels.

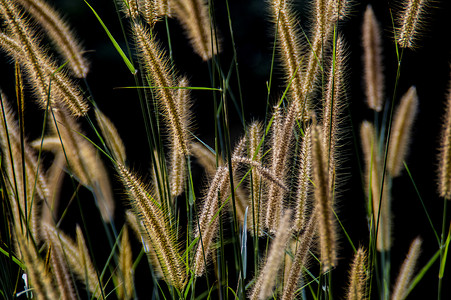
[
  {"left": 0, "top": 93, "right": 48, "bottom": 240},
  {"left": 171, "top": 0, "right": 221, "bottom": 60},
  {"left": 15, "top": 232, "right": 60, "bottom": 299},
  {"left": 116, "top": 163, "right": 186, "bottom": 289},
  {"left": 95, "top": 109, "right": 127, "bottom": 165},
  {"left": 49, "top": 107, "right": 115, "bottom": 222},
  {"left": 250, "top": 210, "right": 293, "bottom": 300},
  {"left": 392, "top": 237, "right": 422, "bottom": 300},
  {"left": 42, "top": 223, "right": 77, "bottom": 300},
  {"left": 346, "top": 247, "right": 368, "bottom": 300},
  {"left": 117, "top": 226, "right": 134, "bottom": 300},
  {"left": 269, "top": 0, "right": 308, "bottom": 111},
  {"left": 293, "top": 125, "right": 313, "bottom": 232},
  {"left": 133, "top": 22, "right": 190, "bottom": 156},
  {"left": 281, "top": 211, "right": 318, "bottom": 300},
  {"left": 312, "top": 124, "right": 337, "bottom": 272},
  {"left": 396, "top": 0, "right": 429, "bottom": 49},
  {"left": 16, "top": 0, "right": 90, "bottom": 78},
  {"left": 387, "top": 86, "right": 418, "bottom": 177},
  {"left": 362, "top": 5, "right": 385, "bottom": 112},
  {"left": 360, "top": 121, "right": 392, "bottom": 251},
  {"left": 438, "top": 72, "right": 451, "bottom": 199}
]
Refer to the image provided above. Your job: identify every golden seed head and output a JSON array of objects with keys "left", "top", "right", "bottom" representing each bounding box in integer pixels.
[
  {"left": 392, "top": 237, "right": 422, "bottom": 300},
  {"left": 396, "top": 0, "right": 429, "bottom": 49},
  {"left": 362, "top": 5, "right": 385, "bottom": 112},
  {"left": 438, "top": 71, "right": 451, "bottom": 199},
  {"left": 387, "top": 86, "right": 418, "bottom": 177},
  {"left": 171, "top": 0, "right": 221, "bottom": 60},
  {"left": 346, "top": 247, "right": 368, "bottom": 300}
]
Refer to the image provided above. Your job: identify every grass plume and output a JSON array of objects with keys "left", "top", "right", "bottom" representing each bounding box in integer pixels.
[
  {"left": 391, "top": 237, "right": 422, "bottom": 300},
  {"left": 116, "top": 163, "right": 186, "bottom": 290},
  {"left": 387, "top": 86, "right": 418, "bottom": 177},
  {"left": 395, "top": 0, "right": 429, "bottom": 49},
  {"left": 249, "top": 210, "right": 293, "bottom": 300},
  {"left": 362, "top": 5, "right": 385, "bottom": 112},
  {"left": 346, "top": 247, "right": 369, "bottom": 300},
  {"left": 15, "top": 0, "right": 89, "bottom": 78}
]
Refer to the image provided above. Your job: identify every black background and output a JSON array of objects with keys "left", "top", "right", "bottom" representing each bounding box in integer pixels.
[{"left": 1, "top": 0, "right": 451, "bottom": 298}]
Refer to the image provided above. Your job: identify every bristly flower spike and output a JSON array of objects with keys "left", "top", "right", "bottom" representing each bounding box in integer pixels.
[
  {"left": 362, "top": 5, "right": 385, "bottom": 112},
  {"left": 312, "top": 124, "right": 337, "bottom": 271},
  {"left": 396, "top": 0, "right": 429, "bottom": 49},
  {"left": 16, "top": 0, "right": 90, "bottom": 78},
  {"left": 116, "top": 163, "right": 186, "bottom": 290},
  {"left": 391, "top": 237, "right": 422, "bottom": 300},
  {"left": 346, "top": 247, "right": 369, "bottom": 300},
  {"left": 133, "top": 22, "right": 190, "bottom": 156},
  {"left": 438, "top": 70, "right": 451, "bottom": 199},
  {"left": 171, "top": 0, "right": 221, "bottom": 60},
  {"left": 0, "top": 0, "right": 88, "bottom": 116},
  {"left": 249, "top": 210, "right": 292, "bottom": 300},
  {"left": 387, "top": 86, "right": 418, "bottom": 177}
]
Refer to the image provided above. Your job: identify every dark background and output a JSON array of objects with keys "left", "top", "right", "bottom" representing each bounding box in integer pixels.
[{"left": 1, "top": 0, "right": 451, "bottom": 298}]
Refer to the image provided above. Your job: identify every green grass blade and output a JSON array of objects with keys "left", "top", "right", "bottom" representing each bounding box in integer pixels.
[
  {"left": 439, "top": 222, "right": 451, "bottom": 279},
  {"left": 404, "top": 162, "right": 440, "bottom": 244},
  {"left": 84, "top": 0, "right": 137, "bottom": 75},
  {"left": 406, "top": 249, "right": 440, "bottom": 296},
  {"left": 0, "top": 245, "right": 24, "bottom": 269}
]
